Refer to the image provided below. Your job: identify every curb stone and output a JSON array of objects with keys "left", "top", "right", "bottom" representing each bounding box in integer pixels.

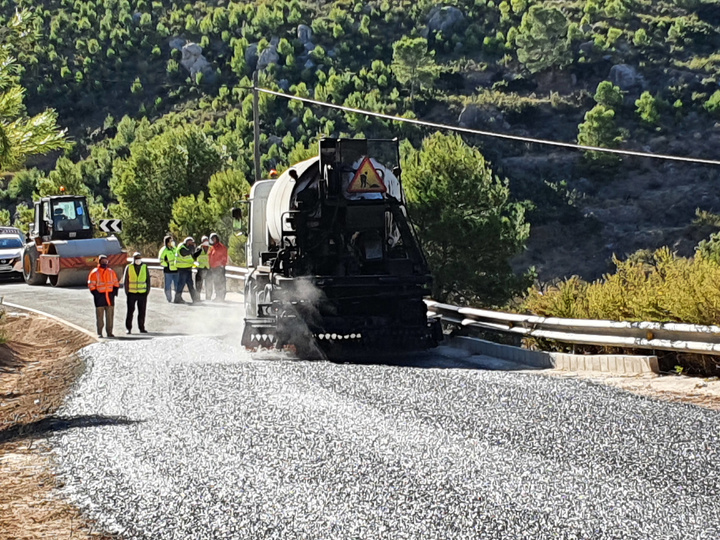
[{"left": 448, "top": 336, "right": 659, "bottom": 374}]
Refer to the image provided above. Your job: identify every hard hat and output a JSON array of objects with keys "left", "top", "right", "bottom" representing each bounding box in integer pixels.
[
  {"left": 98, "top": 254, "right": 108, "bottom": 260},
  {"left": 201, "top": 235, "right": 209, "bottom": 242},
  {"left": 132, "top": 252, "right": 142, "bottom": 259},
  {"left": 184, "top": 236, "right": 194, "bottom": 244},
  {"left": 269, "top": 168, "right": 278, "bottom": 177}
]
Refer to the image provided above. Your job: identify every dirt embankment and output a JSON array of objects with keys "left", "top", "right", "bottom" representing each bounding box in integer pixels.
[{"left": 0, "top": 310, "right": 111, "bottom": 539}]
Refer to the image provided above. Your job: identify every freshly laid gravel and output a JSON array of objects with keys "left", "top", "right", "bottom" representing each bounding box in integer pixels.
[{"left": 52, "top": 338, "right": 720, "bottom": 539}]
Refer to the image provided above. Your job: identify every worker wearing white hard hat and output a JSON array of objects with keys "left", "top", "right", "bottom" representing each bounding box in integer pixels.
[
  {"left": 123, "top": 251, "right": 151, "bottom": 334},
  {"left": 88, "top": 254, "right": 120, "bottom": 338}
]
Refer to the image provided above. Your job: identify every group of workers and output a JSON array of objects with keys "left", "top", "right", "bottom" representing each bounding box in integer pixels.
[{"left": 87, "top": 232, "right": 230, "bottom": 338}]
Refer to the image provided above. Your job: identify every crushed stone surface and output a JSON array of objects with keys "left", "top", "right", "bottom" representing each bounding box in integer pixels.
[{"left": 51, "top": 338, "right": 720, "bottom": 539}]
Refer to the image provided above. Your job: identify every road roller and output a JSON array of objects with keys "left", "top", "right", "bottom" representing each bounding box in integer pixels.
[
  {"left": 239, "top": 138, "right": 442, "bottom": 358},
  {"left": 22, "top": 195, "right": 126, "bottom": 287}
]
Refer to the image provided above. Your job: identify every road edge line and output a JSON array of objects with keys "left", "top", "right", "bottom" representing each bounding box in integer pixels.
[{"left": 1, "top": 300, "right": 99, "bottom": 343}]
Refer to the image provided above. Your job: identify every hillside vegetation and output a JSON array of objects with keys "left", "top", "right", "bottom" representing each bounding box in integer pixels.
[{"left": 2, "top": 0, "right": 720, "bottom": 313}]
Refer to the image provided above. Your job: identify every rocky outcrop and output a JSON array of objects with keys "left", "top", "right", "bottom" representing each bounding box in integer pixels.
[
  {"left": 245, "top": 43, "right": 259, "bottom": 71},
  {"left": 180, "top": 42, "right": 212, "bottom": 79},
  {"left": 427, "top": 6, "right": 465, "bottom": 34},
  {"left": 608, "top": 64, "right": 645, "bottom": 91},
  {"left": 257, "top": 37, "right": 279, "bottom": 70},
  {"left": 458, "top": 103, "right": 509, "bottom": 130},
  {"left": 168, "top": 37, "right": 186, "bottom": 51},
  {"left": 297, "top": 23, "right": 316, "bottom": 59},
  {"left": 297, "top": 24, "right": 313, "bottom": 44}
]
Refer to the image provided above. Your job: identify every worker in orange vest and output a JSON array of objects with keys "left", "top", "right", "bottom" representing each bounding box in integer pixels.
[
  {"left": 208, "top": 232, "right": 229, "bottom": 301},
  {"left": 88, "top": 254, "right": 120, "bottom": 338}
]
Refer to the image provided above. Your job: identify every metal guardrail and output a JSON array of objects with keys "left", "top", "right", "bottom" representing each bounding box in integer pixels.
[
  {"left": 425, "top": 301, "right": 720, "bottom": 356},
  {"left": 141, "top": 257, "right": 720, "bottom": 355},
  {"left": 139, "top": 258, "right": 248, "bottom": 281}
]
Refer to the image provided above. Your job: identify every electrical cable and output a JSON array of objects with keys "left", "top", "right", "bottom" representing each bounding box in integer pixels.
[{"left": 256, "top": 87, "right": 720, "bottom": 167}]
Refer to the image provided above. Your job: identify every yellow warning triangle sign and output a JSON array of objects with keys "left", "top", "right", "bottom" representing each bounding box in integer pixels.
[{"left": 348, "top": 157, "right": 387, "bottom": 193}]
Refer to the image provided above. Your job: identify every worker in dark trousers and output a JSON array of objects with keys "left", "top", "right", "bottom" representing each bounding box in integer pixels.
[
  {"left": 123, "top": 252, "right": 151, "bottom": 334},
  {"left": 158, "top": 235, "right": 177, "bottom": 303},
  {"left": 195, "top": 235, "right": 211, "bottom": 300},
  {"left": 88, "top": 254, "right": 120, "bottom": 338},
  {"left": 174, "top": 236, "right": 198, "bottom": 304},
  {"left": 208, "top": 232, "right": 229, "bottom": 301}
]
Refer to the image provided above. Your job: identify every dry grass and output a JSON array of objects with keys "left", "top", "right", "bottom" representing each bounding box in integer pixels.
[{"left": 0, "top": 310, "right": 113, "bottom": 539}]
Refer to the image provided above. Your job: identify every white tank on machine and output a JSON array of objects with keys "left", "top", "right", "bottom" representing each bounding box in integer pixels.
[{"left": 265, "top": 157, "right": 319, "bottom": 244}]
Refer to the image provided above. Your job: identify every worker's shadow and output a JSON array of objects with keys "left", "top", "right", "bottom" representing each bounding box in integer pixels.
[
  {"left": 0, "top": 415, "right": 142, "bottom": 445},
  {"left": 188, "top": 301, "right": 239, "bottom": 309},
  {"left": 106, "top": 333, "right": 191, "bottom": 340}
]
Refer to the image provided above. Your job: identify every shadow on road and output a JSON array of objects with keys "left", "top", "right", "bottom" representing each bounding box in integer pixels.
[
  {"left": 0, "top": 414, "right": 141, "bottom": 445},
  {"left": 170, "top": 301, "right": 240, "bottom": 309},
  {"left": 322, "top": 348, "right": 542, "bottom": 372},
  {"left": 0, "top": 352, "right": 22, "bottom": 374},
  {"left": 104, "top": 332, "right": 191, "bottom": 339}
]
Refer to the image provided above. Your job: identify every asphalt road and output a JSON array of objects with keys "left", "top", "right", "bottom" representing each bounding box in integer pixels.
[
  {"left": 0, "top": 281, "right": 245, "bottom": 338},
  {"left": 2, "top": 281, "right": 720, "bottom": 539}
]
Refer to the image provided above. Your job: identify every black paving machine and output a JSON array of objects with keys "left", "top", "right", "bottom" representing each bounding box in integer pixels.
[{"left": 239, "top": 138, "right": 442, "bottom": 357}]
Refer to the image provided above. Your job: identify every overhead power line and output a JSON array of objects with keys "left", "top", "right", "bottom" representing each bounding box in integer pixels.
[{"left": 257, "top": 87, "right": 720, "bottom": 167}]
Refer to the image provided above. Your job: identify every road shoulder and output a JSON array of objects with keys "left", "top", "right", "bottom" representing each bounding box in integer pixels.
[
  {"left": 0, "top": 308, "right": 111, "bottom": 539},
  {"left": 576, "top": 371, "right": 720, "bottom": 410}
]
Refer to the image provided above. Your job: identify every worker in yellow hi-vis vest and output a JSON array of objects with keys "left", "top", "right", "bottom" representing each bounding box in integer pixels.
[
  {"left": 195, "top": 235, "right": 211, "bottom": 300},
  {"left": 123, "top": 252, "right": 151, "bottom": 334}
]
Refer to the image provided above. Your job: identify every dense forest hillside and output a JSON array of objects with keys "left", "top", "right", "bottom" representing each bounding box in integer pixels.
[{"left": 2, "top": 0, "right": 720, "bottom": 305}]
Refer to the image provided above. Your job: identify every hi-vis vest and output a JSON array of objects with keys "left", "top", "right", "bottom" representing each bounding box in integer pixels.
[
  {"left": 127, "top": 264, "right": 148, "bottom": 294},
  {"left": 195, "top": 248, "right": 210, "bottom": 269},
  {"left": 158, "top": 246, "right": 177, "bottom": 271},
  {"left": 88, "top": 266, "right": 119, "bottom": 305},
  {"left": 175, "top": 243, "right": 194, "bottom": 269}
]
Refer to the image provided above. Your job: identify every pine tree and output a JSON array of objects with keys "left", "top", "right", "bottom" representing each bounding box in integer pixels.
[
  {"left": 516, "top": 6, "right": 571, "bottom": 73},
  {"left": 577, "top": 105, "right": 623, "bottom": 167},
  {"left": 0, "top": 10, "right": 67, "bottom": 171},
  {"left": 391, "top": 37, "right": 439, "bottom": 104},
  {"left": 403, "top": 133, "right": 532, "bottom": 305}
]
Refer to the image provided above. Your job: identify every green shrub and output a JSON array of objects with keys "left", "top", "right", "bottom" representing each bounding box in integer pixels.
[
  {"left": 577, "top": 104, "right": 623, "bottom": 166},
  {"left": 633, "top": 28, "right": 651, "bottom": 48},
  {"left": 704, "top": 90, "right": 720, "bottom": 117},
  {"left": 635, "top": 91, "right": 660, "bottom": 126},
  {"left": 524, "top": 248, "right": 720, "bottom": 324},
  {"left": 696, "top": 230, "right": 720, "bottom": 263},
  {"left": 130, "top": 77, "right": 143, "bottom": 94},
  {"left": 594, "top": 81, "right": 623, "bottom": 109},
  {"left": 693, "top": 208, "right": 720, "bottom": 228}
]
